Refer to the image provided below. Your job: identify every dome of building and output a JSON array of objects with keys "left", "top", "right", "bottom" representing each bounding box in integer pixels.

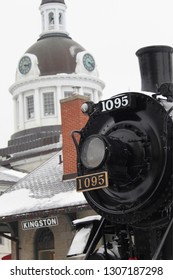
[
  {"left": 26, "top": 33, "right": 85, "bottom": 76},
  {"left": 4, "top": 0, "right": 104, "bottom": 173},
  {"left": 41, "top": 0, "right": 65, "bottom": 5}
]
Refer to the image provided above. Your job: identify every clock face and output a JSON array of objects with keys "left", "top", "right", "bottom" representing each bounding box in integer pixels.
[
  {"left": 83, "top": 53, "right": 95, "bottom": 72},
  {"left": 19, "top": 56, "right": 32, "bottom": 74}
]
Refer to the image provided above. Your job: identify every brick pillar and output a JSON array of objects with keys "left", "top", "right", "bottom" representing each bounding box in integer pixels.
[{"left": 60, "top": 95, "right": 89, "bottom": 179}]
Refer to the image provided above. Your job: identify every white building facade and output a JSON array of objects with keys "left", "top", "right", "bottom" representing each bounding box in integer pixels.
[
  {"left": 0, "top": 0, "right": 105, "bottom": 173},
  {"left": 10, "top": 0, "right": 104, "bottom": 134},
  {"left": 10, "top": 73, "right": 103, "bottom": 133}
]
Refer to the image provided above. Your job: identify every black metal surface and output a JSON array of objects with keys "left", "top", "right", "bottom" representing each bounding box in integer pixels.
[
  {"left": 84, "top": 217, "right": 106, "bottom": 260},
  {"left": 136, "top": 45, "right": 173, "bottom": 93},
  {"left": 78, "top": 92, "right": 173, "bottom": 224},
  {"left": 152, "top": 216, "right": 173, "bottom": 259},
  {"left": 73, "top": 45, "right": 173, "bottom": 259}
]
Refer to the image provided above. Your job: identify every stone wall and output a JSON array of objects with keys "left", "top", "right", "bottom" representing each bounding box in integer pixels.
[{"left": 14, "top": 209, "right": 95, "bottom": 260}]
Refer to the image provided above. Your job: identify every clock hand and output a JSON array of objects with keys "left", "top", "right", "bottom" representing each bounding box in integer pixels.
[{"left": 88, "top": 61, "right": 94, "bottom": 67}]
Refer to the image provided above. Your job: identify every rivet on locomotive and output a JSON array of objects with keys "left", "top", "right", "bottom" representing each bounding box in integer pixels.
[{"left": 72, "top": 46, "right": 173, "bottom": 260}]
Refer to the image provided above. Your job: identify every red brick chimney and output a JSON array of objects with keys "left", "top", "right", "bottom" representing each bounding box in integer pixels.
[{"left": 60, "top": 95, "right": 89, "bottom": 180}]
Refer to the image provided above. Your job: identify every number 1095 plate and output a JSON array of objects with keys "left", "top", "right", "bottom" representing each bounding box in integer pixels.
[{"left": 76, "top": 171, "right": 108, "bottom": 192}]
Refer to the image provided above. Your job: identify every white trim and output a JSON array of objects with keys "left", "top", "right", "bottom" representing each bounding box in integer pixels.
[
  {"left": 10, "top": 74, "right": 104, "bottom": 133},
  {"left": 10, "top": 74, "right": 105, "bottom": 94}
]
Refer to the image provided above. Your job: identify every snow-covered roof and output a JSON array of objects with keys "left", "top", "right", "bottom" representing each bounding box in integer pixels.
[
  {"left": 0, "top": 166, "right": 26, "bottom": 183},
  {"left": 0, "top": 152, "right": 87, "bottom": 221}
]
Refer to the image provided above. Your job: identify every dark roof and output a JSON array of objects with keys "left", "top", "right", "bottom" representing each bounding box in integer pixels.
[
  {"left": 0, "top": 125, "right": 61, "bottom": 159},
  {"left": 0, "top": 152, "right": 87, "bottom": 222},
  {"left": 41, "top": 0, "right": 65, "bottom": 5},
  {"left": 26, "top": 34, "right": 85, "bottom": 76}
]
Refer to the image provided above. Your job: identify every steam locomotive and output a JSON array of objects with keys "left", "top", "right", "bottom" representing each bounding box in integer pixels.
[{"left": 72, "top": 46, "right": 173, "bottom": 260}]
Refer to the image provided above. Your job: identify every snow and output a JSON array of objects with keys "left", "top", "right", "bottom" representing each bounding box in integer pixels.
[
  {"left": 72, "top": 215, "right": 101, "bottom": 225},
  {"left": 0, "top": 188, "right": 86, "bottom": 217},
  {"left": 1, "top": 168, "right": 27, "bottom": 178},
  {"left": 67, "top": 215, "right": 102, "bottom": 257},
  {"left": 67, "top": 225, "right": 92, "bottom": 257}
]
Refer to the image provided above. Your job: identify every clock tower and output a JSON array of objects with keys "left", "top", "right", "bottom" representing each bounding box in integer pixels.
[
  {"left": 0, "top": 0, "right": 105, "bottom": 172},
  {"left": 40, "top": 0, "right": 67, "bottom": 36}
]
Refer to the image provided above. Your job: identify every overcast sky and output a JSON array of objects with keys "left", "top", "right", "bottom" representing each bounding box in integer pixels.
[{"left": 0, "top": 0, "right": 173, "bottom": 147}]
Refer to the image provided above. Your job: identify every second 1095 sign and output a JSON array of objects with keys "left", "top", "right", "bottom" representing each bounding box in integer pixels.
[{"left": 76, "top": 171, "right": 108, "bottom": 192}]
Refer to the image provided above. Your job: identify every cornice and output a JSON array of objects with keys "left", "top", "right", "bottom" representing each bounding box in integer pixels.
[{"left": 9, "top": 74, "right": 105, "bottom": 94}]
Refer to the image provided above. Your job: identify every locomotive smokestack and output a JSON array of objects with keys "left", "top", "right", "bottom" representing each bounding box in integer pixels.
[{"left": 136, "top": 45, "right": 173, "bottom": 93}]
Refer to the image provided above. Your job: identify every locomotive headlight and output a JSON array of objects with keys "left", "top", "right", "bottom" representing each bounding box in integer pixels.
[{"left": 80, "top": 136, "right": 107, "bottom": 169}]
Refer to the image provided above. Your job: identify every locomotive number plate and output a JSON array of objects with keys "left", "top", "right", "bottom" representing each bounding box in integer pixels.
[
  {"left": 76, "top": 171, "right": 108, "bottom": 192},
  {"left": 99, "top": 94, "right": 131, "bottom": 113}
]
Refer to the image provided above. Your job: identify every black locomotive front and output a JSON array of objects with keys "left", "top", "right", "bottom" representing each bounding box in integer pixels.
[{"left": 72, "top": 46, "right": 173, "bottom": 259}]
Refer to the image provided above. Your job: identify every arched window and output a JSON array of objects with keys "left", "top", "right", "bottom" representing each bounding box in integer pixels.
[
  {"left": 35, "top": 228, "right": 55, "bottom": 260},
  {"left": 49, "top": 12, "right": 54, "bottom": 24},
  {"left": 59, "top": 12, "right": 62, "bottom": 25}
]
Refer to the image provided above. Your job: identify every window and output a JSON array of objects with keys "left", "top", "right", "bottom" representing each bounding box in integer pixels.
[
  {"left": 59, "top": 13, "right": 62, "bottom": 24},
  {"left": 49, "top": 12, "right": 54, "bottom": 24},
  {"left": 35, "top": 228, "right": 55, "bottom": 260},
  {"left": 48, "top": 12, "right": 55, "bottom": 30},
  {"left": 64, "top": 91, "right": 73, "bottom": 98},
  {"left": 26, "top": 96, "right": 34, "bottom": 119},
  {"left": 84, "top": 93, "right": 91, "bottom": 100},
  {"left": 43, "top": 92, "right": 55, "bottom": 116}
]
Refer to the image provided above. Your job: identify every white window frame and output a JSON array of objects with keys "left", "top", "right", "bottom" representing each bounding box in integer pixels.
[
  {"left": 40, "top": 88, "right": 56, "bottom": 118},
  {"left": 48, "top": 11, "right": 55, "bottom": 30},
  {"left": 26, "top": 95, "right": 34, "bottom": 120},
  {"left": 43, "top": 92, "right": 55, "bottom": 116},
  {"left": 84, "top": 93, "right": 91, "bottom": 100},
  {"left": 64, "top": 91, "right": 73, "bottom": 99}
]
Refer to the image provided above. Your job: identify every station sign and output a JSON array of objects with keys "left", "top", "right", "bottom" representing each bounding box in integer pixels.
[{"left": 21, "top": 216, "right": 58, "bottom": 230}]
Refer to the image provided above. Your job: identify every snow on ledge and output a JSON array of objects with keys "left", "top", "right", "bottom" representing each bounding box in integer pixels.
[{"left": 72, "top": 215, "right": 101, "bottom": 226}]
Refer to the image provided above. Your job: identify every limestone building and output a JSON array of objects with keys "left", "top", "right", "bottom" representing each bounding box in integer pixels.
[{"left": 0, "top": 0, "right": 104, "bottom": 173}]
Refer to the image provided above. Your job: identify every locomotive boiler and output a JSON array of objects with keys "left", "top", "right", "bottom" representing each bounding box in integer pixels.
[{"left": 72, "top": 46, "right": 173, "bottom": 260}]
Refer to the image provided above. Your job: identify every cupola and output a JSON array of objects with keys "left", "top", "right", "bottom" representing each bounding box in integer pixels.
[{"left": 40, "top": 0, "right": 67, "bottom": 36}]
